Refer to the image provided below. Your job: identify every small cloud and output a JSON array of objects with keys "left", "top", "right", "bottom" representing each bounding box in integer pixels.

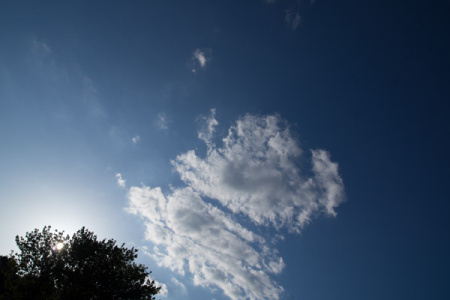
[
  {"left": 156, "top": 112, "right": 169, "bottom": 130},
  {"left": 285, "top": 9, "right": 301, "bottom": 29},
  {"left": 197, "top": 108, "right": 219, "bottom": 148},
  {"left": 132, "top": 135, "right": 141, "bottom": 144},
  {"left": 172, "top": 277, "right": 187, "bottom": 294},
  {"left": 191, "top": 48, "right": 212, "bottom": 72},
  {"left": 194, "top": 49, "right": 207, "bottom": 67},
  {"left": 115, "top": 173, "right": 126, "bottom": 188}
]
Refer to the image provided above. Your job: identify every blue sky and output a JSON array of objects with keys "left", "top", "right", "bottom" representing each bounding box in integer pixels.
[{"left": 1, "top": 1, "right": 449, "bottom": 299}]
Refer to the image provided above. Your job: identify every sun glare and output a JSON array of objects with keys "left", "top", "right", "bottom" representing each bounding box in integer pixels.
[{"left": 55, "top": 242, "right": 64, "bottom": 251}]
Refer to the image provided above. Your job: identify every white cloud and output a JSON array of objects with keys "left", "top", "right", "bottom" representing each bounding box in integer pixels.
[
  {"left": 174, "top": 113, "right": 345, "bottom": 231},
  {"left": 172, "top": 277, "right": 187, "bottom": 294},
  {"left": 194, "top": 49, "right": 207, "bottom": 67},
  {"left": 158, "top": 283, "right": 169, "bottom": 297},
  {"left": 285, "top": 9, "right": 301, "bottom": 29},
  {"left": 127, "top": 186, "right": 284, "bottom": 300},
  {"left": 156, "top": 112, "right": 169, "bottom": 130},
  {"left": 115, "top": 173, "right": 126, "bottom": 188},
  {"left": 148, "top": 276, "right": 168, "bottom": 297},
  {"left": 127, "top": 112, "right": 345, "bottom": 299},
  {"left": 192, "top": 48, "right": 212, "bottom": 72},
  {"left": 311, "top": 149, "right": 345, "bottom": 216},
  {"left": 132, "top": 135, "right": 141, "bottom": 144},
  {"left": 197, "top": 108, "right": 219, "bottom": 149}
]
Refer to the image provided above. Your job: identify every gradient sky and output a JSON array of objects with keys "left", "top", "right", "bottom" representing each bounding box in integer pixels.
[{"left": 1, "top": 1, "right": 449, "bottom": 299}]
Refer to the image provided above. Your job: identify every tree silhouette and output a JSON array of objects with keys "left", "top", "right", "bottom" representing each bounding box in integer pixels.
[
  {"left": 0, "top": 255, "right": 20, "bottom": 299},
  {"left": 1, "top": 226, "right": 160, "bottom": 300}
]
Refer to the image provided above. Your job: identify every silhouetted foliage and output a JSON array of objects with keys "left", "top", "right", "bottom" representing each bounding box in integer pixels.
[
  {"left": 0, "top": 226, "right": 160, "bottom": 300},
  {"left": 0, "top": 255, "right": 20, "bottom": 300}
]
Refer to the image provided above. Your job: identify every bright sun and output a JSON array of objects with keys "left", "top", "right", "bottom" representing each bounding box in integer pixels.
[{"left": 55, "top": 242, "right": 64, "bottom": 251}]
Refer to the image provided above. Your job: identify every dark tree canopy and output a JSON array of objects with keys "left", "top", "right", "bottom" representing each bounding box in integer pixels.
[
  {"left": 0, "top": 255, "right": 20, "bottom": 300},
  {"left": 0, "top": 226, "right": 160, "bottom": 300}
]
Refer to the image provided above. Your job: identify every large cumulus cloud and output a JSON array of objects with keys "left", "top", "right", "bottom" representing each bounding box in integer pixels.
[
  {"left": 173, "top": 111, "right": 344, "bottom": 231},
  {"left": 127, "top": 110, "right": 345, "bottom": 299}
]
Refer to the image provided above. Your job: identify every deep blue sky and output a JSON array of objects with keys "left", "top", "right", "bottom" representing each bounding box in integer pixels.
[{"left": 1, "top": 1, "right": 449, "bottom": 299}]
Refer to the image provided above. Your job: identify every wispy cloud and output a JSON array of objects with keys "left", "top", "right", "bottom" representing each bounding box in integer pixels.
[
  {"left": 27, "top": 36, "right": 70, "bottom": 84},
  {"left": 265, "top": 1, "right": 317, "bottom": 29},
  {"left": 156, "top": 112, "right": 169, "bottom": 130},
  {"left": 132, "top": 135, "right": 141, "bottom": 144},
  {"left": 285, "top": 9, "right": 301, "bottom": 29},
  {"left": 28, "top": 37, "right": 106, "bottom": 119},
  {"left": 82, "top": 77, "right": 106, "bottom": 117},
  {"left": 30, "top": 36, "right": 54, "bottom": 67},
  {"left": 172, "top": 277, "right": 187, "bottom": 294},
  {"left": 197, "top": 108, "right": 219, "bottom": 149},
  {"left": 115, "top": 173, "right": 126, "bottom": 188},
  {"left": 192, "top": 48, "right": 212, "bottom": 72},
  {"left": 127, "top": 112, "right": 345, "bottom": 299},
  {"left": 33, "top": 40, "right": 52, "bottom": 55}
]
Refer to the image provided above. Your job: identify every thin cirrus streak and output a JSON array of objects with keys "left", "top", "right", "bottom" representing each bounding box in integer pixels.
[{"left": 126, "top": 110, "right": 345, "bottom": 299}]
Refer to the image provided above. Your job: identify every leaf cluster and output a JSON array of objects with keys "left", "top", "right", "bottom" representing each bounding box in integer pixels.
[{"left": 0, "top": 226, "right": 160, "bottom": 300}]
